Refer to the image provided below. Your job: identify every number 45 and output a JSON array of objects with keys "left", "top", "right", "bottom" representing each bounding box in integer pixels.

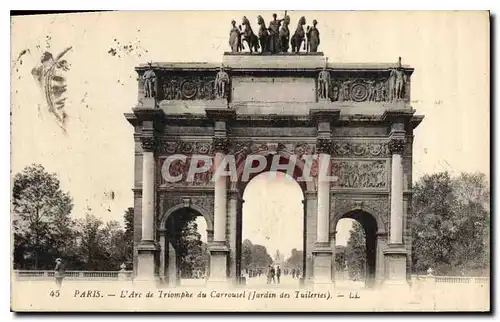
[{"left": 50, "top": 290, "right": 60, "bottom": 297}]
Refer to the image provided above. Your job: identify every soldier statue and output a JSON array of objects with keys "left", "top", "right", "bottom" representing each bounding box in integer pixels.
[
  {"left": 318, "top": 61, "right": 331, "bottom": 100},
  {"left": 229, "top": 20, "right": 243, "bottom": 53},
  {"left": 215, "top": 66, "right": 230, "bottom": 99},
  {"left": 388, "top": 57, "right": 407, "bottom": 101},
  {"left": 142, "top": 63, "right": 156, "bottom": 98},
  {"left": 306, "top": 19, "right": 320, "bottom": 52},
  {"left": 279, "top": 15, "right": 291, "bottom": 52}
]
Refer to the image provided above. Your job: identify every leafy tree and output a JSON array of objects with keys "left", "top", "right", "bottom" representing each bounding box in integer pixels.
[
  {"left": 123, "top": 207, "right": 134, "bottom": 266},
  {"left": 346, "top": 221, "right": 366, "bottom": 280},
  {"left": 241, "top": 239, "right": 273, "bottom": 271},
  {"left": 335, "top": 245, "right": 347, "bottom": 271},
  {"left": 286, "top": 248, "right": 303, "bottom": 268},
  {"left": 411, "top": 172, "right": 490, "bottom": 276},
  {"left": 74, "top": 212, "right": 107, "bottom": 270},
  {"left": 12, "top": 164, "right": 74, "bottom": 269}
]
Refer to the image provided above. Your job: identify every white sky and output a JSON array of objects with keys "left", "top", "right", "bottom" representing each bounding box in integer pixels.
[{"left": 11, "top": 12, "right": 489, "bottom": 248}]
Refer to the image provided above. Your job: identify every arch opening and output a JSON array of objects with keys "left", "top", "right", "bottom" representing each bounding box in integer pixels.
[
  {"left": 237, "top": 169, "right": 306, "bottom": 287},
  {"left": 334, "top": 210, "right": 378, "bottom": 289},
  {"left": 162, "top": 207, "right": 210, "bottom": 286}
]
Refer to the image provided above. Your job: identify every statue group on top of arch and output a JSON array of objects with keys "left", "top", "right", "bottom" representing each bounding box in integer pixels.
[{"left": 229, "top": 13, "right": 321, "bottom": 54}]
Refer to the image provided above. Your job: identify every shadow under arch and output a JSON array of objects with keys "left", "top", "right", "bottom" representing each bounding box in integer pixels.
[
  {"left": 160, "top": 202, "right": 214, "bottom": 233},
  {"left": 333, "top": 208, "right": 382, "bottom": 288}
]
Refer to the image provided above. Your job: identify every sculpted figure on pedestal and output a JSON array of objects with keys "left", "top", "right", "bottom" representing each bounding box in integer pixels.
[
  {"left": 318, "top": 62, "right": 331, "bottom": 100},
  {"left": 214, "top": 66, "right": 230, "bottom": 99},
  {"left": 142, "top": 63, "right": 156, "bottom": 98},
  {"left": 388, "top": 57, "right": 408, "bottom": 101},
  {"left": 291, "top": 16, "right": 306, "bottom": 53}
]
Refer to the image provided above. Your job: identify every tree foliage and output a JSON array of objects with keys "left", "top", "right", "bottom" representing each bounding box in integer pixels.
[
  {"left": 346, "top": 221, "right": 366, "bottom": 280},
  {"left": 285, "top": 248, "right": 303, "bottom": 268},
  {"left": 411, "top": 172, "right": 490, "bottom": 276},
  {"left": 12, "top": 164, "right": 134, "bottom": 271},
  {"left": 241, "top": 239, "right": 273, "bottom": 270},
  {"left": 12, "top": 164, "right": 74, "bottom": 269}
]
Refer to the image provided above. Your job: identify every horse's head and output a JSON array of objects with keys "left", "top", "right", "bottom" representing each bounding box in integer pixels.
[{"left": 299, "top": 16, "right": 306, "bottom": 26}]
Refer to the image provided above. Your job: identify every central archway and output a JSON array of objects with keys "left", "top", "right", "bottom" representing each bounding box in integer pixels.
[{"left": 234, "top": 153, "right": 309, "bottom": 286}]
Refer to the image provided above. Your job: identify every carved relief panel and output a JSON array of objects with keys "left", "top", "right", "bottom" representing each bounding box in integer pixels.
[
  {"left": 159, "top": 75, "right": 217, "bottom": 100},
  {"left": 157, "top": 139, "right": 214, "bottom": 187},
  {"left": 331, "top": 159, "right": 389, "bottom": 189}
]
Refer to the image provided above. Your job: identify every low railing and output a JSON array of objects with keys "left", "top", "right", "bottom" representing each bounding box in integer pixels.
[
  {"left": 13, "top": 270, "right": 134, "bottom": 280},
  {"left": 411, "top": 274, "right": 489, "bottom": 285}
]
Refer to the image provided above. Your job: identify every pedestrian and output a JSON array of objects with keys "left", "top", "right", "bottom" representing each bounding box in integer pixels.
[
  {"left": 266, "top": 265, "right": 272, "bottom": 284},
  {"left": 276, "top": 266, "right": 281, "bottom": 284},
  {"left": 292, "top": 268, "right": 296, "bottom": 279},
  {"left": 270, "top": 265, "right": 276, "bottom": 284},
  {"left": 54, "top": 258, "right": 65, "bottom": 288}
]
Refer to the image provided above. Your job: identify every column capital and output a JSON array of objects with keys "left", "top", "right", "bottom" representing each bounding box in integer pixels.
[
  {"left": 316, "top": 138, "right": 332, "bottom": 155},
  {"left": 213, "top": 137, "right": 229, "bottom": 153},
  {"left": 310, "top": 109, "right": 340, "bottom": 126},
  {"left": 140, "top": 136, "right": 157, "bottom": 152},
  {"left": 388, "top": 137, "right": 406, "bottom": 154}
]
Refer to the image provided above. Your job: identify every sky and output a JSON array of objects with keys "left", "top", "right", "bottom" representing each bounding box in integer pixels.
[{"left": 11, "top": 11, "right": 490, "bottom": 251}]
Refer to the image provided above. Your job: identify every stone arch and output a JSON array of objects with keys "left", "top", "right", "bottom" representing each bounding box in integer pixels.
[
  {"left": 160, "top": 201, "right": 214, "bottom": 232},
  {"left": 231, "top": 149, "right": 316, "bottom": 194},
  {"left": 330, "top": 200, "right": 387, "bottom": 235}
]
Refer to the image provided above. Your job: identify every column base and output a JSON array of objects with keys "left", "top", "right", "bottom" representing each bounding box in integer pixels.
[
  {"left": 312, "top": 242, "right": 333, "bottom": 285},
  {"left": 135, "top": 240, "right": 160, "bottom": 282},
  {"left": 206, "top": 242, "right": 229, "bottom": 288},
  {"left": 383, "top": 244, "right": 409, "bottom": 291}
]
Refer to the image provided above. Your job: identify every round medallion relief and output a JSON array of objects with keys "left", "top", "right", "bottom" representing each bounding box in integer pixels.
[
  {"left": 181, "top": 80, "right": 197, "bottom": 99},
  {"left": 350, "top": 83, "right": 369, "bottom": 102}
]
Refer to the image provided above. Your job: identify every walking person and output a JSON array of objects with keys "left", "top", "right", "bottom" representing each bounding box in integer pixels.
[
  {"left": 292, "top": 268, "right": 296, "bottom": 279},
  {"left": 54, "top": 258, "right": 65, "bottom": 288},
  {"left": 276, "top": 266, "right": 281, "bottom": 284}
]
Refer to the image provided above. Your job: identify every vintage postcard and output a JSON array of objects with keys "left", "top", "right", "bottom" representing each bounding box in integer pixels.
[{"left": 10, "top": 10, "right": 490, "bottom": 312}]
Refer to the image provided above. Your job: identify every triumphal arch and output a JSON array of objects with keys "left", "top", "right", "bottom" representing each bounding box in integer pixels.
[{"left": 125, "top": 18, "right": 423, "bottom": 288}]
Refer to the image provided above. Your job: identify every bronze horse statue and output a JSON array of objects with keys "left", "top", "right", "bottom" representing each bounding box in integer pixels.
[
  {"left": 257, "top": 15, "right": 270, "bottom": 53},
  {"left": 241, "top": 16, "right": 259, "bottom": 53},
  {"left": 291, "top": 16, "right": 306, "bottom": 53}
]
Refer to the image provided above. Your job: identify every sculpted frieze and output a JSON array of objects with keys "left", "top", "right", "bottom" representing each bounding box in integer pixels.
[
  {"left": 331, "top": 141, "right": 391, "bottom": 158},
  {"left": 331, "top": 160, "right": 388, "bottom": 189},
  {"left": 160, "top": 76, "right": 217, "bottom": 100},
  {"left": 157, "top": 140, "right": 213, "bottom": 155}
]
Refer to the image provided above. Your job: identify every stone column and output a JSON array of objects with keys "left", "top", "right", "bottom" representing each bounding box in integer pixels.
[
  {"left": 312, "top": 138, "right": 333, "bottom": 287},
  {"left": 227, "top": 189, "right": 239, "bottom": 284},
  {"left": 304, "top": 191, "right": 317, "bottom": 283},
  {"left": 136, "top": 135, "right": 160, "bottom": 280},
  {"left": 158, "top": 229, "right": 166, "bottom": 284},
  {"left": 330, "top": 231, "right": 336, "bottom": 282},
  {"left": 375, "top": 233, "right": 387, "bottom": 286},
  {"left": 389, "top": 137, "right": 405, "bottom": 244},
  {"left": 205, "top": 108, "right": 235, "bottom": 286},
  {"left": 383, "top": 128, "right": 409, "bottom": 288},
  {"left": 207, "top": 137, "right": 230, "bottom": 284}
]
